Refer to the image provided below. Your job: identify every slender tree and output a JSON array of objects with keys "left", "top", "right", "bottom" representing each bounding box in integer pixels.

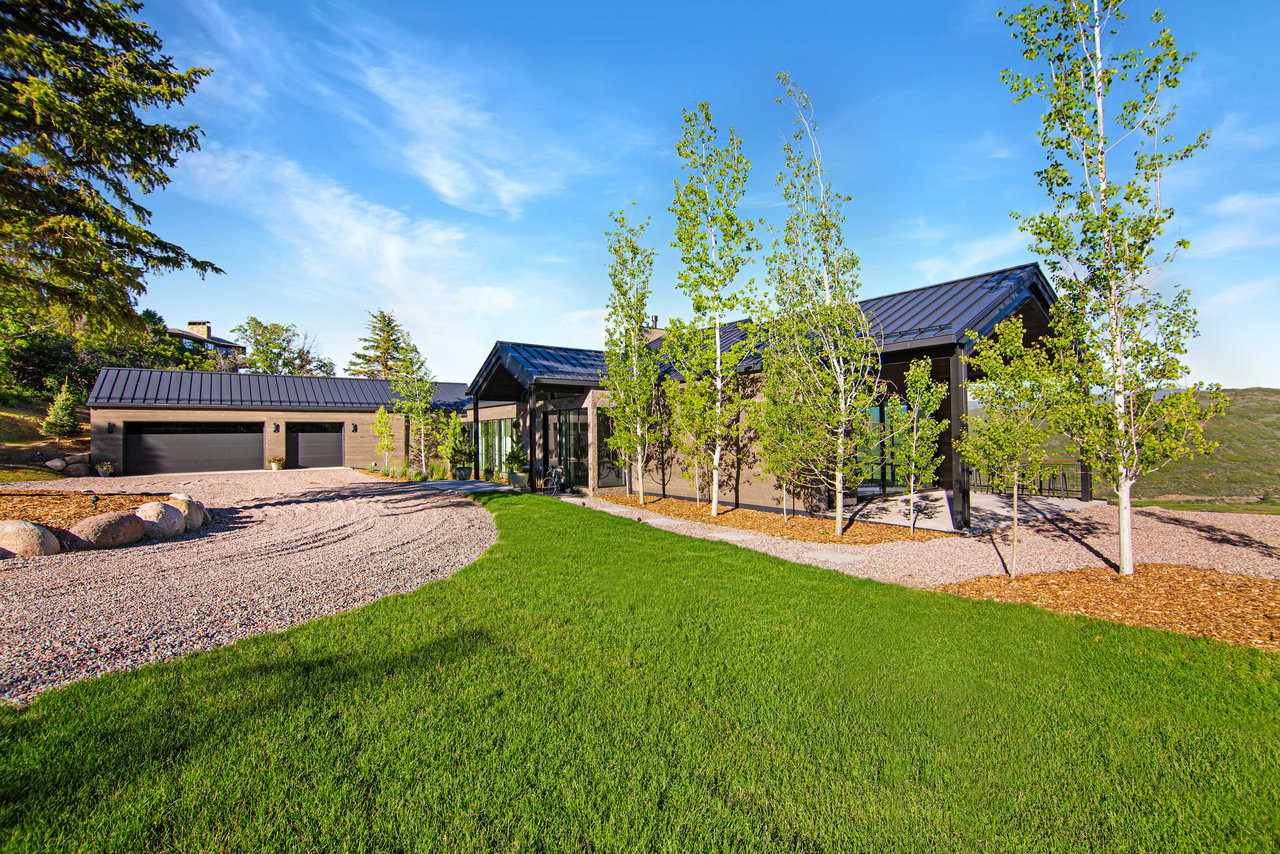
[
  {"left": 958, "top": 317, "right": 1059, "bottom": 578},
  {"left": 346, "top": 309, "right": 420, "bottom": 380},
  {"left": 1, "top": 0, "right": 220, "bottom": 341},
  {"left": 601, "top": 206, "right": 661, "bottom": 507},
  {"left": 372, "top": 405, "right": 395, "bottom": 469},
  {"left": 390, "top": 349, "right": 438, "bottom": 473},
  {"left": 664, "top": 102, "right": 761, "bottom": 517},
  {"left": 231, "top": 317, "right": 335, "bottom": 376},
  {"left": 1001, "top": 0, "right": 1228, "bottom": 575},
  {"left": 887, "top": 358, "right": 949, "bottom": 535},
  {"left": 754, "top": 74, "right": 881, "bottom": 536}
]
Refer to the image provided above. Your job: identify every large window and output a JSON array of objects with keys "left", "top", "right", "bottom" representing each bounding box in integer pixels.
[
  {"left": 596, "top": 413, "right": 626, "bottom": 488},
  {"left": 545, "top": 408, "right": 589, "bottom": 487},
  {"left": 474, "top": 418, "right": 518, "bottom": 478}
]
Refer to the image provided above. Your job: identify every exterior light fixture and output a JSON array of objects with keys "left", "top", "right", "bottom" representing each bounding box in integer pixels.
[
  {"left": 107, "top": 423, "right": 114, "bottom": 434},
  {"left": 351, "top": 423, "right": 358, "bottom": 433},
  {"left": 273, "top": 423, "right": 280, "bottom": 433}
]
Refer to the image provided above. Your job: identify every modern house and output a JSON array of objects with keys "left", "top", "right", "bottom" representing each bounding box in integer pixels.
[
  {"left": 87, "top": 372, "right": 476, "bottom": 475},
  {"left": 166, "top": 321, "right": 248, "bottom": 358},
  {"left": 87, "top": 263, "right": 1058, "bottom": 528}
]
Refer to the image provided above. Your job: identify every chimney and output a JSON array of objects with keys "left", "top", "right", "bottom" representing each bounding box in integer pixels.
[
  {"left": 644, "top": 315, "right": 664, "bottom": 343},
  {"left": 188, "top": 321, "right": 211, "bottom": 339}
]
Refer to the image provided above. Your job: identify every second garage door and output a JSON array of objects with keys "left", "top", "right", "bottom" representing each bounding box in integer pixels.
[
  {"left": 286, "top": 422, "right": 344, "bottom": 468},
  {"left": 124, "top": 422, "right": 264, "bottom": 475}
]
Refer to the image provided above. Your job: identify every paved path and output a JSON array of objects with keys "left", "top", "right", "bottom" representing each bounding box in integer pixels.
[
  {"left": 573, "top": 495, "right": 1280, "bottom": 588},
  {"left": 0, "top": 469, "right": 495, "bottom": 705}
]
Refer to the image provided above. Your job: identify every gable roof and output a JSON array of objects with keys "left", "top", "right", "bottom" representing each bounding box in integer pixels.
[
  {"left": 466, "top": 342, "right": 608, "bottom": 398},
  {"left": 88, "top": 368, "right": 474, "bottom": 411}
]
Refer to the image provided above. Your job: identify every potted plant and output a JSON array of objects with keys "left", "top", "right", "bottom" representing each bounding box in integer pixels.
[
  {"left": 95, "top": 460, "right": 115, "bottom": 478},
  {"left": 450, "top": 439, "right": 475, "bottom": 480},
  {"left": 505, "top": 445, "right": 530, "bottom": 489},
  {"left": 267, "top": 456, "right": 285, "bottom": 471}
]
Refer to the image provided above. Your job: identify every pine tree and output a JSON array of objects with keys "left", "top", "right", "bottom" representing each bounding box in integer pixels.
[
  {"left": 346, "top": 309, "right": 419, "bottom": 380},
  {"left": 41, "top": 379, "right": 80, "bottom": 438}
]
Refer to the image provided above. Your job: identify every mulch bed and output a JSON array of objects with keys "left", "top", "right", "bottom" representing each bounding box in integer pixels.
[
  {"left": 935, "top": 564, "right": 1280, "bottom": 651},
  {"left": 601, "top": 494, "right": 950, "bottom": 546},
  {"left": 0, "top": 491, "right": 169, "bottom": 529}
]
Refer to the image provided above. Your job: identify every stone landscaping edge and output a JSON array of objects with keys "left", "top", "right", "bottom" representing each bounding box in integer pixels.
[{"left": 0, "top": 493, "right": 213, "bottom": 558}]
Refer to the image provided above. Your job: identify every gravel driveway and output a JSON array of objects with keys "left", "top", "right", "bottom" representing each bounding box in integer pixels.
[
  {"left": 1, "top": 469, "right": 495, "bottom": 705},
  {"left": 577, "top": 495, "right": 1280, "bottom": 586}
]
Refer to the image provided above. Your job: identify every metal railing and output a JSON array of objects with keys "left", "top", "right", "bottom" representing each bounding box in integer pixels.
[{"left": 967, "top": 460, "right": 1093, "bottom": 501}]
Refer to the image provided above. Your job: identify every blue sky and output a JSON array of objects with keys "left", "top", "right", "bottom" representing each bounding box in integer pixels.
[{"left": 138, "top": 0, "right": 1279, "bottom": 386}]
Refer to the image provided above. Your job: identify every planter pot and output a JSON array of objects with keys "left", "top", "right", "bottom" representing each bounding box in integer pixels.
[
  {"left": 95, "top": 468, "right": 113, "bottom": 478},
  {"left": 509, "top": 471, "right": 529, "bottom": 489},
  {"left": 269, "top": 462, "right": 281, "bottom": 471},
  {"left": 454, "top": 467, "right": 472, "bottom": 480}
]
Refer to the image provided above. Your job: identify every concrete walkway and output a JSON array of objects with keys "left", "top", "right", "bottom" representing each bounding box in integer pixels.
[{"left": 422, "top": 479, "right": 518, "bottom": 495}]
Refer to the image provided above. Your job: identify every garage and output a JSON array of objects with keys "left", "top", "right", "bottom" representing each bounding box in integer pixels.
[
  {"left": 285, "top": 422, "right": 344, "bottom": 468},
  {"left": 124, "top": 422, "right": 265, "bottom": 475}
]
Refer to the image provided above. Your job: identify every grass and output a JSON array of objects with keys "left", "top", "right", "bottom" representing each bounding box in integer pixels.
[
  {"left": 2, "top": 493, "right": 1277, "bottom": 851},
  {"left": 973, "top": 387, "right": 1280, "bottom": 499},
  {"left": 1128, "top": 498, "right": 1280, "bottom": 516},
  {"left": 0, "top": 464, "right": 62, "bottom": 484}
]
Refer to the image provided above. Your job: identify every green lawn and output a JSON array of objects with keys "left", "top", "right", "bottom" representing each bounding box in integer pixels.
[
  {"left": 0, "top": 464, "right": 62, "bottom": 484},
  {"left": 1130, "top": 498, "right": 1280, "bottom": 516},
  {"left": 2, "top": 494, "right": 1276, "bottom": 851}
]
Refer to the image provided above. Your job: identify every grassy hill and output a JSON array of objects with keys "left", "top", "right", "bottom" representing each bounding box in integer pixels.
[
  {"left": 0, "top": 403, "right": 87, "bottom": 483},
  {"left": 969, "top": 388, "right": 1280, "bottom": 500}
]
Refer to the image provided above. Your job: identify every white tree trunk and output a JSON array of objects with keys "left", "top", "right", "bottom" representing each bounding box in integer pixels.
[
  {"left": 834, "top": 468, "right": 844, "bottom": 536},
  {"left": 636, "top": 441, "right": 645, "bottom": 507},
  {"left": 1117, "top": 476, "right": 1135, "bottom": 576},
  {"left": 1010, "top": 473, "right": 1020, "bottom": 579},
  {"left": 908, "top": 475, "right": 917, "bottom": 535}
]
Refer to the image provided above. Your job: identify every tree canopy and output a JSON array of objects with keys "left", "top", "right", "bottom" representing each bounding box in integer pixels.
[
  {"left": 346, "top": 309, "right": 420, "bottom": 380},
  {"left": 231, "top": 317, "right": 335, "bottom": 377},
  {"left": 1, "top": 0, "right": 219, "bottom": 337}
]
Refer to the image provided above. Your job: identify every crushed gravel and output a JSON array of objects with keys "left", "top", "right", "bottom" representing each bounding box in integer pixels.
[
  {"left": 0, "top": 469, "right": 495, "bottom": 705},
  {"left": 575, "top": 494, "right": 1280, "bottom": 586}
]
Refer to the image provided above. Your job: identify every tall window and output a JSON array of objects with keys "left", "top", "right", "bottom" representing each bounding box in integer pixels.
[{"left": 597, "top": 413, "right": 626, "bottom": 488}]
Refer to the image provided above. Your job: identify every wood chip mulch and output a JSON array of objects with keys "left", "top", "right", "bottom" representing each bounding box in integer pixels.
[
  {"left": 601, "top": 494, "right": 951, "bottom": 545},
  {"left": 0, "top": 491, "right": 169, "bottom": 529},
  {"left": 935, "top": 564, "right": 1280, "bottom": 651}
]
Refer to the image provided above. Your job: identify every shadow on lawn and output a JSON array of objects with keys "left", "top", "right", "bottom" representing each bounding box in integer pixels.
[{"left": 0, "top": 628, "right": 493, "bottom": 821}]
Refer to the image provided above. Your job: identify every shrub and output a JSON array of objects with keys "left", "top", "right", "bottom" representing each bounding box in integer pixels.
[{"left": 41, "top": 381, "right": 81, "bottom": 438}]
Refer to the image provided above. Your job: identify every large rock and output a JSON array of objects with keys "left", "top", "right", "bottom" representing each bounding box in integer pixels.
[
  {"left": 65, "top": 453, "right": 89, "bottom": 464},
  {"left": 68, "top": 511, "right": 145, "bottom": 550},
  {"left": 169, "top": 493, "right": 194, "bottom": 502},
  {"left": 167, "top": 498, "right": 206, "bottom": 532},
  {"left": 135, "top": 502, "right": 184, "bottom": 539},
  {"left": 44, "top": 458, "right": 66, "bottom": 472},
  {"left": 0, "top": 520, "right": 60, "bottom": 557},
  {"left": 63, "top": 463, "right": 90, "bottom": 477}
]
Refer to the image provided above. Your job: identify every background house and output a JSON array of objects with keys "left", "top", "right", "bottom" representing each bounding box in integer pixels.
[{"left": 165, "top": 322, "right": 247, "bottom": 359}]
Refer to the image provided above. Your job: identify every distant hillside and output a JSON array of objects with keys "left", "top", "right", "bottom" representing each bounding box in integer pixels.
[{"left": 968, "top": 388, "right": 1280, "bottom": 500}]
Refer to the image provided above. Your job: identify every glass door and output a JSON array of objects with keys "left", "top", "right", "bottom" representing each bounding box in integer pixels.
[{"left": 546, "top": 408, "right": 589, "bottom": 487}]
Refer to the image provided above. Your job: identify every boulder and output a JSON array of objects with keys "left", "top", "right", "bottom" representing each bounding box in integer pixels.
[
  {"left": 63, "top": 463, "right": 90, "bottom": 477},
  {"left": 0, "top": 520, "right": 60, "bottom": 557},
  {"left": 169, "top": 493, "right": 194, "bottom": 502},
  {"left": 65, "top": 453, "right": 89, "bottom": 464},
  {"left": 134, "top": 502, "right": 184, "bottom": 539},
  {"left": 44, "top": 458, "right": 67, "bottom": 472},
  {"left": 68, "top": 511, "right": 145, "bottom": 550},
  {"left": 167, "top": 498, "right": 206, "bottom": 532}
]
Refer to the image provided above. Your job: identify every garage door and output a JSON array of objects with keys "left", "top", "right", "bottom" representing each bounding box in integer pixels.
[
  {"left": 124, "top": 422, "right": 264, "bottom": 475},
  {"left": 285, "top": 422, "right": 344, "bottom": 468}
]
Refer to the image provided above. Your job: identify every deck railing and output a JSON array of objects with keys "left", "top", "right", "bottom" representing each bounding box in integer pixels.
[{"left": 967, "top": 460, "right": 1093, "bottom": 501}]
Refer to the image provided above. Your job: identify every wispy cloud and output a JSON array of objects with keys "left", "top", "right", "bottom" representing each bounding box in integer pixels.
[
  {"left": 913, "top": 229, "right": 1029, "bottom": 282},
  {"left": 176, "top": 145, "right": 520, "bottom": 377},
  {"left": 561, "top": 308, "right": 607, "bottom": 349},
  {"left": 1198, "top": 275, "right": 1277, "bottom": 313},
  {"left": 1189, "top": 192, "right": 1280, "bottom": 257}
]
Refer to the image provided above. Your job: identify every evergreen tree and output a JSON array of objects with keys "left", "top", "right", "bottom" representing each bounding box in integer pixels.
[
  {"left": 41, "top": 379, "right": 79, "bottom": 438},
  {"left": 1, "top": 0, "right": 220, "bottom": 341},
  {"left": 346, "top": 309, "right": 419, "bottom": 380}
]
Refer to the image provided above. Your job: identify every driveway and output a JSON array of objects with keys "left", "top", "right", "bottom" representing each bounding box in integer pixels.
[{"left": 0, "top": 469, "right": 496, "bottom": 704}]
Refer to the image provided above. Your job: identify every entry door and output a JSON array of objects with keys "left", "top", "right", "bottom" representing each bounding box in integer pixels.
[
  {"left": 285, "top": 422, "right": 344, "bottom": 468},
  {"left": 546, "top": 409, "right": 588, "bottom": 486}
]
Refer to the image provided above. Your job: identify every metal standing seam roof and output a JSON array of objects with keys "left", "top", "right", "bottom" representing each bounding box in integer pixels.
[
  {"left": 88, "top": 368, "right": 476, "bottom": 411},
  {"left": 466, "top": 341, "right": 609, "bottom": 396}
]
